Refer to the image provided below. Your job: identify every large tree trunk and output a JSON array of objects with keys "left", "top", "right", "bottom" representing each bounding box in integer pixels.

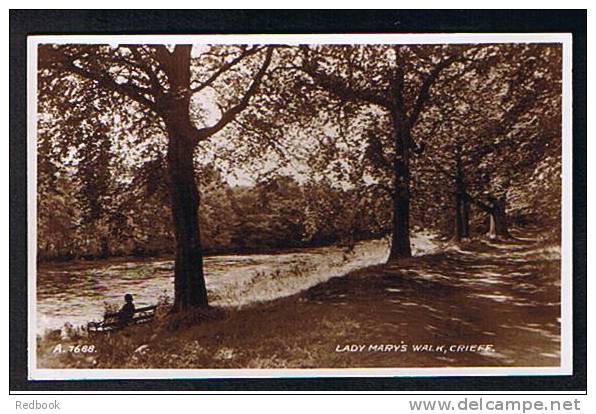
[
  {"left": 452, "top": 193, "right": 471, "bottom": 242},
  {"left": 161, "top": 45, "right": 209, "bottom": 311},
  {"left": 453, "top": 193, "right": 464, "bottom": 242},
  {"left": 388, "top": 123, "right": 412, "bottom": 260},
  {"left": 166, "top": 118, "right": 209, "bottom": 310},
  {"left": 390, "top": 186, "right": 411, "bottom": 259},
  {"left": 461, "top": 197, "right": 470, "bottom": 239},
  {"left": 452, "top": 154, "right": 470, "bottom": 242},
  {"left": 488, "top": 196, "right": 510, "bottom": 239}
]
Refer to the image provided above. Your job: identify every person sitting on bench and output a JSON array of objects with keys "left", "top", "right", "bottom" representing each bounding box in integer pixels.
[
  {"left": 89, "top": 296, "right": 156, "bottom": 333},
  {"left": 119, "top": 293, "right": 135, "bottom": 324}
]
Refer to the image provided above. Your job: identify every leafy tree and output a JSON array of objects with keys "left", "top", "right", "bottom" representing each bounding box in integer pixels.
[
  {"left": 418, "top": 44, "right": 562, "bottom": 240},
  {"left": 276, "top": 45, "right": 486, "bottom": 259},
  {"left": 39, "top": 44, "right": 273, "bottom": 309}
]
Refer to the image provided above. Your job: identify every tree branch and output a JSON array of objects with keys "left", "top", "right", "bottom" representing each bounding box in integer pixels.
[
  {"left": 122, "top": 45, "right": 165, "bottom": 92},
  {"left": 463, "top": 191, "right": 493, "bottom": 213},
  {"left": 41, "top": 46, "right": 158, "bottom": 112},
  {"left": 408, "top": 56, "right": 459, "bottom": 127},
  {"left": 190, "top": 46, "right": 264, "bottom": 94},
  {"left": 196, "top": 47, "right": 274, "bottom": 141},
  {"left": 299, "top": 53, "right": 391, "bottom": 109}
]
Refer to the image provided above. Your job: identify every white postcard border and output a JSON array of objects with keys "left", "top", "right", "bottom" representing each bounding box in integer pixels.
[{"left": 27, "top": 33, "right": 574, "bottom": 381}]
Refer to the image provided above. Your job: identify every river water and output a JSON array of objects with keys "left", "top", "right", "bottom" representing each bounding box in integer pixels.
[
  {"left": 35, "top": 237, "right": 425, "bottom": 334},
  {"left": 36, "top": 234, "right": 442, "bottom": 334}
]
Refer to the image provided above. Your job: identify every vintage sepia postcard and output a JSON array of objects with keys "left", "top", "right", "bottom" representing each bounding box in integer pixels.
[{"left": 27, "top": 33, "right": 573, "bottom": 381}]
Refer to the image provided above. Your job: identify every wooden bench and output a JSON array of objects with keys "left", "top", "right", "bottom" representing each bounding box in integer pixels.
[{"left": 87, "top": 305, "right": 158, "bottom": 333}]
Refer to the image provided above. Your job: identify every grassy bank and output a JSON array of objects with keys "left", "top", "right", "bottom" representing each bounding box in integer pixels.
[{"left": 37, "top": 234, "right": 561, "bottom": 369}]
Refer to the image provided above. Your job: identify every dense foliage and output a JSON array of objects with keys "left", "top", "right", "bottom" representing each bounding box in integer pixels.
[{"left": 38, "top": 160, "right": 391, "bottom": 260}]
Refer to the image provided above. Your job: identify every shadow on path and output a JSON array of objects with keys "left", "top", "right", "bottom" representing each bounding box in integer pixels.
[{"left": 299, "top": 232, "right": 561, "bottom": 367}]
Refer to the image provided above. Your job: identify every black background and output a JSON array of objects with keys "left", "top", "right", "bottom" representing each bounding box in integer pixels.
[{"left": 9, "top": 9, "right": 587, "bottom": 392}]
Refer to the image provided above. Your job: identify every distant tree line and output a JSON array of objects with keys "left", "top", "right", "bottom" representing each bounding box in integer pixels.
[
  {"left": 38, "top": 165, "right": 388, "bottom": 261},
  {"left": 38, "top": 156, "right": 559, "bottom": 262}
]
